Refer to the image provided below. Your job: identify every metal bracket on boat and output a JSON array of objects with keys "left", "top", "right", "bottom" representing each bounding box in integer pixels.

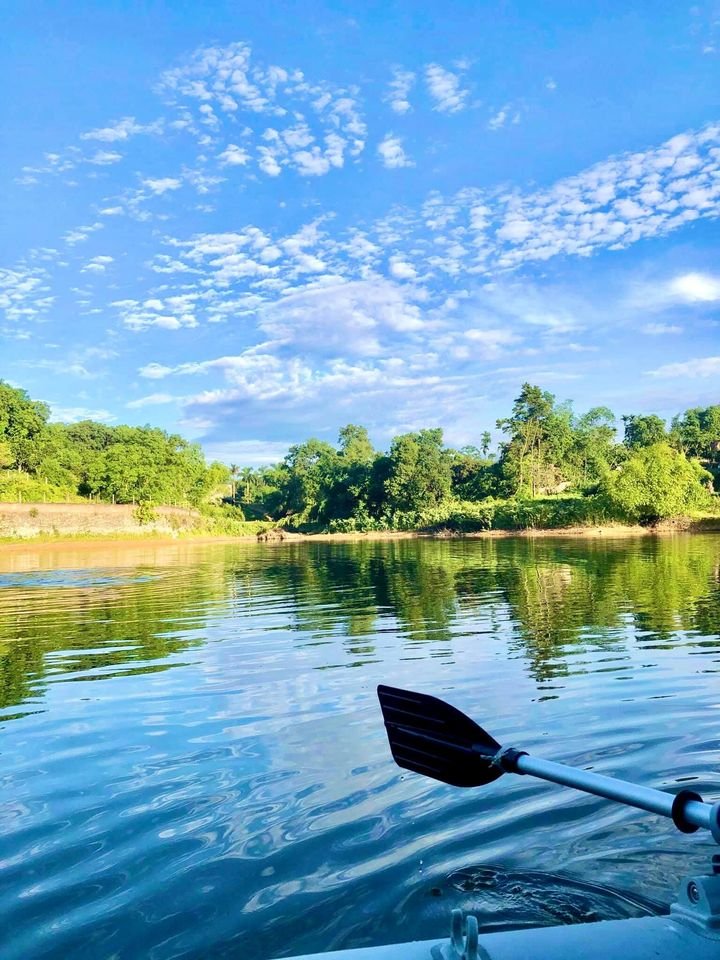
[
  {"left": 429, "top": 910, "right": 490, "bottom": 960},
  {"left": 671, "top": 856, "right": 720, "bottom": 938},
  {"left": 431, "top": 910, "right": 488, "bottom": 960}
]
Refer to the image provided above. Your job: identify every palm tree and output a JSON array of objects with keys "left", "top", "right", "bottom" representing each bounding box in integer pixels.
[
  {"left": 239, "top": 467, "right": 256, "bottom": 502},
  {"left": 229, "top": 463, "right": 240, "bottom": 502}
]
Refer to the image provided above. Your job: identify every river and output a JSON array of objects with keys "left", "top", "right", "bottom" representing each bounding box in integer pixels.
[{"left": 1, "top": 535, "right": 719, "bottom": 959}]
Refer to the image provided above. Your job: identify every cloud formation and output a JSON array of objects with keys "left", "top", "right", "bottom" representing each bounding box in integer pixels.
[{"left": 425, "top": 63, "right": 469, "bottom": 113}]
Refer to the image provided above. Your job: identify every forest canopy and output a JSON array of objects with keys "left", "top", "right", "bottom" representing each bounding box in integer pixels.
[{"left": 1, "top": 379, "right": 717, "bottom": 529}]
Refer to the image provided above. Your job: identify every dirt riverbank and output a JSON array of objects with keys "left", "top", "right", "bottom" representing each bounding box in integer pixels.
[{"left": 0, "top": 502, "right": 718, "bottom": 559}]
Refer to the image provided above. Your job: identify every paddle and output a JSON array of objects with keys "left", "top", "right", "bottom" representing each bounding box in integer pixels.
[{"left": 377, "top": 684, "right": 720, "bottom": 841}]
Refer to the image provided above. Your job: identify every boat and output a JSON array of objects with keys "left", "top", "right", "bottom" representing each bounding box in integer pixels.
[{"left": 283, "top": 685, "right": 720, "bottom": 960}]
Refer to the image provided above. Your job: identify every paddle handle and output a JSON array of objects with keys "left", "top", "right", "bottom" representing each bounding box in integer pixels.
[{"left": 512, "top": 753, "right": 720, "bottom": 839}]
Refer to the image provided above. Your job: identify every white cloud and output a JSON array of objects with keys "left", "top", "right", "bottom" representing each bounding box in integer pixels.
[
  {"left": 488, "top": 104, "right": 521, "bottom": 131},
  {"left": 139, "top": 363, "right": 174, "bottom": 379},
  {"left": 49, "top": 405, "right": 116, "bottom": 423},
  {"left": 647, "top": 356, "right": 720, "bottom": 378},
  {"left": 201, "top": 439, "right": 291, "bottom": 467},
  {"left": 386, "top": 68, "right": 415, "bottom": 114},
  {"left": 378, "top": 134, "right": 413, "bottom": 168},
  {"left": 258, "top": 146, "right": 283, "bottom": 176},
  {"left": 642, "top": 322, "right": 683, "bottom": 335},
  {"left": 82, "top": 255, "right": 114, "bottom": 273},
  {"left": 668, "top": 272, "right": 720, "bottom": 302},
  {"left": 112, "top": 297, "right": 197, "bottom": 330},
  {"left": 143, "top": 177, "right": 183, "bottom": 194},
  {"left": 87, "top": 150, "right": 123, "bottom": 165},
  {"left": 425, "top": 63, "right": 469, "bottom": 113},
  {"left": 81, "top": 117, "right": 163, "bottom": 142},
  {"left": 156, "top": 40, "right": 367, "bottom": 175},
  {"left": 218, "top": 144, "right": 250, "bottom": 166},
  {"left": 62, "top": 222, "right": 103, "bottom": 245},
  {"left": 0, "top": 266, "right": 53, "bottom": 325},
  {"left": 126, "top": 393, "right": 178, "bottom": 408},
  {"left": 259, "top": 277, "right": 425, "bottom": 355},
  {"left": 389, "top": 257, "right": 417, "bottom": 280},
  {"left": 464, "top": 327, "right": 522, "bottom": 357}
]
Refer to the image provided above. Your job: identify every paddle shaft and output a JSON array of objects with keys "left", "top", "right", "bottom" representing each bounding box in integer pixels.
[{"left": 512, "top": 752, "right": 718, "bottom": 834}]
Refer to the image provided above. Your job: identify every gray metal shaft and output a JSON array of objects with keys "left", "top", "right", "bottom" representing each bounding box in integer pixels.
[{"left": 515, "top": 754, "right": 713, "bottom": 831}]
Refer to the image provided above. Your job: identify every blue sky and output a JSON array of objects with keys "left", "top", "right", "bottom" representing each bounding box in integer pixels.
[{"left": 2, "top": 1, "right": 719, "bottom": 465}]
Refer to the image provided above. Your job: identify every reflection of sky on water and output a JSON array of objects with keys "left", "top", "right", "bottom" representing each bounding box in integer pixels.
[
  {"left": 0, "top": 568, "right": 159, "bottom": 589},
  {"left": 0, "top": 537, "right": 719, "bottom": 959}
]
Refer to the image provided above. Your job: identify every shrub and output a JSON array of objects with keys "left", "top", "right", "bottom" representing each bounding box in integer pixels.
[
  {"left": 133, "top": 501, "right": 158, "bottom": 525},
  {"left": 601, "top": 443, "right": 713, "bottom": 523}
]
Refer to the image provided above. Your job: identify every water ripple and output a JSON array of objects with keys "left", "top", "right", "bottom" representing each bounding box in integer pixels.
[{"left": 0, "top": 536, "right": 719, "bottom": 959}]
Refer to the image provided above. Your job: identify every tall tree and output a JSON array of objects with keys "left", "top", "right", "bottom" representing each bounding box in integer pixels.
[
  {"left": 384, "top": 428, "right": 451, "bottom": 514},
  {"left": 0, "top": 381, "right": 50, "bottom": 471},
  {"left": 622, "top": 414, "right": 667, "bottom": 449},
  {"left": 670, "top": 406, "right": 720, "bottom": 459},
  {"left": 497, "top": 383, "right": 573, "bottom": 496}
]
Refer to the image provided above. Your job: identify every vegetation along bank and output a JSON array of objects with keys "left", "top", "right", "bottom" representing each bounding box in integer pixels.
[{"left": 1, "top": 379, "right": 718, "bottom": 541}]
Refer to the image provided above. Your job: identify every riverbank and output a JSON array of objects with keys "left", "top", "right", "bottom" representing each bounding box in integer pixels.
[{"left": 1, "top": 512, "right": 719, "bottom": 554}]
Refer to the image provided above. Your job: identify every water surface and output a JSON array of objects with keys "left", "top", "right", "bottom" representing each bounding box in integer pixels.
[{"left": 1, "top": 535, "right": 719, "bottom": 958}]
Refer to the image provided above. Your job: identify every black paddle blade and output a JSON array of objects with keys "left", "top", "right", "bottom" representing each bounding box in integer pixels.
[{"left": 377, "top": 685, "right": 504, "bottom": 788}]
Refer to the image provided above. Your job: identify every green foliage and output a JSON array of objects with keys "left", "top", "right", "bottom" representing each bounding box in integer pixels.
[
  {"left": 622, "top": 414, "right": 667, "bottom": 449},
  {"left": 133, "top": 502, "right": 158, "bottom": 525},
  {"left": 194, "top": 503, "right": 270, "bottom": 537},
  {"left": 0, "top": 470, "right": 82, "bottom": 503},
  {"left": 384, "top": 428, "right": 451, "bottom": 513},
  {"left": 0, "top": 380, "right": 230, "bottom": 507},
  {"left": 496, "top": 383, "right": 577, "bottom": 496},
  {"left": 2, "top": 377, "right": 717, "bottom": 535},
  {"left": 670, "top": 405, "right": 720, "bottom": 462},
  {"left": 0, "top": 381, "right": 50, "bottom": 471},
  {"left": 601, "top": 442, "right": 713, "bottom": 522}
]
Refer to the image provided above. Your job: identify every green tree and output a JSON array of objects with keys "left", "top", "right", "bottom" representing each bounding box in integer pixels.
[
  {"left": 497, "top": 384, "right": 574, "bottom": 496},
  {"left": 602, "top": 442, "right": 713, "bottom": 522},
  {"left": 323, "top": 424, "right": 378, "bottom": 521},
  {"left": 0, "top": 381, "right": 50, "bottom": 471},
  {"left": 670, "top": 406, "right": 720, "bottom": 460},
  {"left": 567, "top": 406, "right": 619, "bottom": 488},
  {"left": 449, "top": 446, "right": 497, "bottom": 501},
  {"left": 384, "top": 428, "right": 451, "bottom": 515},
  {"left": 281, "top": 438, "right": 339, "bottom": 523},
  {"left": 338, "top": 424, "right": 375, "bottom": 464},
  {"left": 622, "top": 414, "right": 667, "bottom": 449}
]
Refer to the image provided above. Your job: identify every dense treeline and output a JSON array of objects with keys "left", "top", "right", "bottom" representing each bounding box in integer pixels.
[
  {"left": 0, "top": 380, "right": 228, "bottom": 506},
  {"left": 234, "top": 384, "right": 719, "bottom": 530},
  {"left": 1, "top": 379, "right": 718, "bottom": 529}
]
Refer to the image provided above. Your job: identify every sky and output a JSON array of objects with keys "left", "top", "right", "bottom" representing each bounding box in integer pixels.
[{"left": 1, "top": 1, "right": 719, "bottom": 466}]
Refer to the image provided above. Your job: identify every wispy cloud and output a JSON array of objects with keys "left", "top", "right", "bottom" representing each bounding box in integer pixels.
[
  {"left": 647, "top": 356, "right": 720, "bottom": 378},
  {"left": 386, "top": 68, "right": 415, "bottom": 114},
  {"left": 81, "top": 117, "right": 163, "bottom": 142},
  {"left": 126, "top": 392, "right": 178, "bottom": 408},
  {"left": 425, "top": 63, "right": 469, "bottom": 113}
]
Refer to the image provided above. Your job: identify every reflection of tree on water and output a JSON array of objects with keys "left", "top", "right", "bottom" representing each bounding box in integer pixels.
[
  {"left": 3, "top": 536, "right": 718, "bottom": 718},
  {"left": 235, "top": 536, "right": 720, "bottom": 684},
  {"left": 0, "top": 565, "right": 227, "bottom": 717}
]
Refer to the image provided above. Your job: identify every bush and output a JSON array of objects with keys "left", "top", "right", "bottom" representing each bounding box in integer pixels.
[
  {"left": 0, "top": 471, "right": 82, "bottom": 503},
  {"left": 601, "top": 443, "right": 713, "bottom": 523},
  {"left": 133, "top": 501, "right": 158, "bottom": 525}
]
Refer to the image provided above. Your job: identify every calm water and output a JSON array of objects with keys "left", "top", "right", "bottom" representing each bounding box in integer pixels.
[{"left": 1, "top": 535, "right": 719, "bottom": 959}]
